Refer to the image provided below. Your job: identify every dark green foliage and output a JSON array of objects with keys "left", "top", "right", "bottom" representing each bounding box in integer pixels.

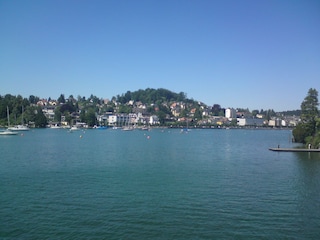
[
  {"left": 212, "top": 104, "right": 222, "bottom": 116},
  {"left": 118, "top": 105, "right": 132, "bottom": 114},
  {"left": 252, "top": 109, "right": 259, "bottom": 116},
  {"left": 261, "top": 109, "right": 276, "bottom": 120},
  {"left": 115, "top": 88, "right": 186, "bottom": 105},
  {"left": 293, "top": 88, "right": 319, "bottom": 146},
  {"left": 300, "top": 88, "right": 318, "bottom": 135},
  {"left": 82, "top": 108, "right": 97, "bottom": 127},
  {"left": 194, "top": 108, "right": 202, "bottom": 120},
  {"left": 79, "top": 106, "right": 98, "bottom": 126},
  {"left": 54, "top": 107, "right": 62, "bottom": 122},
  {"left": 29, "top": 95, "right": 39, "bottom": 104},
  {"left": 60, "top": 102, "right": 76, "bottom": 113},
  {"left": 155, "top": 104, "right": 172, "bottom": 124},
  {"left": 57, "top": 94, "right": 65, "bottom": 103},
  {"left": 34, "top": 107, "right": 48, "bottom": 128},
  {"left": 0, "top": 94, "right": 31, "bottom": 125},
  {"left": 292, "top": 123, "right": 310, "bottom": 143},
  {"left": 157, "top": 111, "right": 166, "bottom": 124}
]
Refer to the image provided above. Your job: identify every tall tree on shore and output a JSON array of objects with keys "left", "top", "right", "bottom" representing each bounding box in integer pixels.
[
  {"left": 293, "top": 88, "right": 319, "bottom": 144},
  {"left": 300, "top": 88, "right": 318, "bottom": 135}
]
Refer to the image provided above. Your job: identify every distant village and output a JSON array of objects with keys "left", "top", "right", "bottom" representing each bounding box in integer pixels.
[
  {"left": 36, "top": 96, "right": 300, "bottom": 129},
  {"left": 0, "top": 89, "right": 301, "bottom": 129}
]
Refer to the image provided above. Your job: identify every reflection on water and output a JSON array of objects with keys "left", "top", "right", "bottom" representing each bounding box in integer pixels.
[
  {"left": 294, "top": 152, "right": 320, "bottom": 238},
  {"left": 294, "top": 151, "right": 320, "bottom": 160}
]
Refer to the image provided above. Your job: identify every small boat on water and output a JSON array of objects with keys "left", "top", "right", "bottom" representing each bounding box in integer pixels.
[
  {"left": 0, "top": 107, "right": 19, "bottom": 136},
  {"left": 7, "top": 125, "right": 30, "bottom": 131},
  {"left": 122, "top": 126, "right": 134, "bottom": 131},
  {"left": 7, "top": 106, "right": 30, "bottom": 131},
  {"left": 69, "top": 126, "right": 80, "bottom": 131},
  {"left": 0, "top": 129, "right": 19, "bottom": 135},
  {"left": 49, "top": 124, "right": 61, "bottom": 129},
  {"left": 93, "top": 125, "right": 107, "bottom": 130}
]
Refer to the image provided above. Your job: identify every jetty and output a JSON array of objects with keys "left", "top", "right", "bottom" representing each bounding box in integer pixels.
[{"left": 269, "top": 148, "right": 320, "bottom": 152}]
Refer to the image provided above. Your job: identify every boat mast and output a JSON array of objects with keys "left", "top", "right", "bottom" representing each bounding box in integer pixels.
[
  {"left": 7, "top": 106, "right": 10, "bottom": 127},
  {"left": 22, "top": 105, "right": 24, "bottom": 125}
]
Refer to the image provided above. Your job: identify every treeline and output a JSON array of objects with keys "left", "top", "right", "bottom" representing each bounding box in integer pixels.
[
  {"left": 0, "top": 89, "right": 195, "bottom": 127},
  {"left": 0, "top": 94, "right": 47, "bottom": 127},
  {"left": 115, "top": 88, "right": 187, "bottom": 104},
  {"left": 1, "top": 88, "right": 304, "bottom": 128}
]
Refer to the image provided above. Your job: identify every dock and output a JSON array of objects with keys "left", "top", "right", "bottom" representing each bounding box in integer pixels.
[{"left": 269, "top": 148, "right": 320, "bottom": 152}]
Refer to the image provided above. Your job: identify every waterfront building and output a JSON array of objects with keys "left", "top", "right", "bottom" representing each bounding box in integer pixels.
[{"left": 225, "top": 108, "right": 236, "bottom": 119}]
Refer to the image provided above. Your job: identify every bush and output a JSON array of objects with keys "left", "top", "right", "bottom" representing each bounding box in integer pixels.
[{"left": 293, "top": 123, "right": 309, "bottom": 143}]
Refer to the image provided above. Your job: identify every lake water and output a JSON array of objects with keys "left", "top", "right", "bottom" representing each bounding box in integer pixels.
[{"left": 1, "top": 128, "right": 320, "bottom": 239}]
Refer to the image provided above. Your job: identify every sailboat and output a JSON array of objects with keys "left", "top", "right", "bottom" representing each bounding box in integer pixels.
[
  {"left": 0, "top": 107, "right": 18, "bottom": 135},
  {"left": 122, "top": 115, "right": 133, "bottom": 131},
  {"left": 181, "top": 118, "right": 190, "bottom": 133},
  {"left": 7, "top": 106, "right": 29, "bottom": 131}
]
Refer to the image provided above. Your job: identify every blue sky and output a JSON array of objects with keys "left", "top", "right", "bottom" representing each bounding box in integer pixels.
[{"left": 0, "top": 0, "right": 319, "bottom": 111}]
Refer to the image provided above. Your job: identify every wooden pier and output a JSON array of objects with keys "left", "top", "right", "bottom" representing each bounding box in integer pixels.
[{"left": 269, "top": 148, "right": 320, "bottom": 152}]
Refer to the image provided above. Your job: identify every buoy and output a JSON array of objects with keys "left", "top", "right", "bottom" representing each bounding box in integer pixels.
[{"left": 80, "top": 135, "right": 82, "bottom": 138}]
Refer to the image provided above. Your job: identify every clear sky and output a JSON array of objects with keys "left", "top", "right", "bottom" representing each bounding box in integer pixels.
[{"left": 0, "top": 0, "right": 319, "bottom": 111}]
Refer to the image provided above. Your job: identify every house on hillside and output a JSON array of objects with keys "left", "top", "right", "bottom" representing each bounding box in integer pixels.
[{"left": 42, "top": 106, "right": 55, "bottom": 121}]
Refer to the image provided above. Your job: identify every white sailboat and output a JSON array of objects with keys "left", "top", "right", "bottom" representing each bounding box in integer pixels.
[
  {"left": 122, "top": 115, "right": 133, "bottom": 131},
  {"left": 0, "top": 107, "right": 18, "bottom": 135},
  {"left": 7, "top": 106, "right": 29, "bottom": 131},
  {"left": 7, "top": 125, "right": 30, "bottom": 131}
]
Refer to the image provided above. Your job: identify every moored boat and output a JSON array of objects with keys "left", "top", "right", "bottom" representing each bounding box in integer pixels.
[
  {"left": 69, "top": 126, "right": 80, "bottom": 131},
  {"left": 7, "top": 106, "right": 30, "bottom": 131},
  {"left": 1, "top": 107, "right": 19, "bottom": 136},
  {"left": 0, "top": 129, "right": 19, "bottom": 135},
  {"left": 7, "top": 125, "right": 30, "bottom": 131}
]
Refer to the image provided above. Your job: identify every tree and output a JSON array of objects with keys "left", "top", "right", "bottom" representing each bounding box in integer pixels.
[
  {"left": 54, "top": 106, "right": 62, "bottom": 122},
  {"left": 34, "top": 107, "right": 48, "bottom": 127},
  {"left": 29, "top": 95, "right": 39, "bottom": 104},
  {"left": 252, "top": 109, "right": 259, "bottom": 116},
  {"left": 118, "top": 105, "right": 132, "bottom": 114},
  {"left": 300, "top": 88, "right": 318, "bottom": 136},
  {"left": 293, "top": 88, "right": 319, "bottom": 144},
  {"left": 84, "top": 108, "right": 97, "bottom": 127},
  {"left": 194, "top": 108, "right": 202, "bottom": 120},
  {"left": 157, "top": 110, "right": 166, "bottom": 124},
  {"left": 292, "top": 123, "right": 309, "bottom": 143},
  {"left": 58, "top": 94, "right": 65, "bottom": 103},
  {"left": 60, "top": 102, "right": 76, "bottom": 113}
]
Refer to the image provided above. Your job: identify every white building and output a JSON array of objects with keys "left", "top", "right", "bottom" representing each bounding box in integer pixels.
[
  {"left": 42, "top": 106, "right": 55, "bottom": 121},
  {"left": 108, "top": 114, "right": 130, "bottom": 126},
  {"left": 149, "top": 115, "right": 160, "bottom": 125},
  {"left": 268, "top": 119, "right": 276, "bottom": 127},
  {"left": 225, "top": 108, "right": 236, "bottom": 119},
  {"left": 268, "top": 118, "right": 282, "bottom": 127}
]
